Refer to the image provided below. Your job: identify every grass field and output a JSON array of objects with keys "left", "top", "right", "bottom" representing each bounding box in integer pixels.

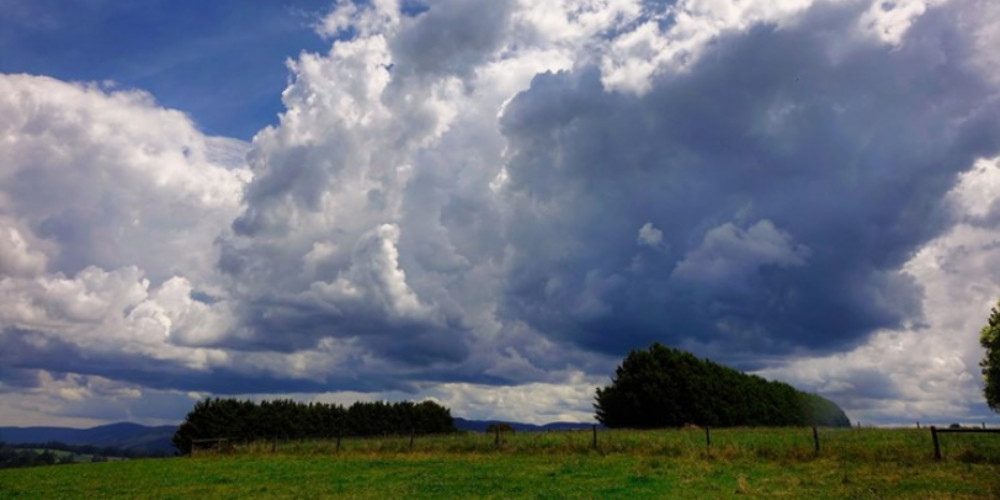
[{"left": 2, "top": 427, "right": 998, "bottom": 498}]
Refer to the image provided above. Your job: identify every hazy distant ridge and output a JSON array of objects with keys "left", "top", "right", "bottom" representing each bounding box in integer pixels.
[
  {"left": 452, "top": 418, "right": 597, "bottom": 433},
  {"left": 0, "top": 422, "right": 176, "bottom": 453}
]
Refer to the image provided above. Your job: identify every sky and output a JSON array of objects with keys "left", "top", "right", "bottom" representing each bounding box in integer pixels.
[{"left": 1, "top": 0, "right": 1000, "bottom": 428}]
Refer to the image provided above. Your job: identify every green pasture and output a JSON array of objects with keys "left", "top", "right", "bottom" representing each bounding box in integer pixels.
[{"left": 2, "top": 427, "right": 998, "bottom": 498}]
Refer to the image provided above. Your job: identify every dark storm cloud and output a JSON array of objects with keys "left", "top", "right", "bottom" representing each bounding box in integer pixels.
[
  {"left": 232, "top": 295, "right": 472, "bottom": 366},
  {"left": 0, "top": 328, "right": 342, "bottom": 394},
  {"left": 825, "top": 369, "right": 901, "bottom": 402},
  {"left": 0, "top": 367, "right": 44, "bottom": 391},
  {"left": 0, "top": 329, "right": 183, "bottom": 389},
  {"left": 497, "top": 4, "right": 1000, "bottom": 364}
]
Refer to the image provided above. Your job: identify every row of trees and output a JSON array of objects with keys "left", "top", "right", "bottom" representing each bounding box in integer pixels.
[
  {"left": 1, "top": 447, "right": 71, "bottom": 469},
  {"left": 172, "top": 398, "right": 456, "bottom": 454},
  {"left": 595, "top": 344, "right": 851, "bottom": 428},
  {"left": 2, "top": 441, "right": 168, "bottom": 460},
  {"left": 0, "top": 442, "right": 125, "bottom": 469}
]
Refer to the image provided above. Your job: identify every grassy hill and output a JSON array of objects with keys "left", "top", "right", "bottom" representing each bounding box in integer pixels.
[{"left": 1, "top": 427, "right": 997, "bottom": 498}]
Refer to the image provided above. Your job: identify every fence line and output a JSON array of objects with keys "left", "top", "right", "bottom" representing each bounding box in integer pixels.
[
  {"left": 186, "top": 425, "right": 1000, "bottom": 463},
  {"left": 190, "top": 438, "right": 231, "bottom": 457},
  {"left": 929, "top": 426, "right": 1000, "bottom": 460}
]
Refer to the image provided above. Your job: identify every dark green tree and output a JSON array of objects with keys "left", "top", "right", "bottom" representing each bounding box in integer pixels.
[
  {"left": 172, "top": 397, "right": 455, "bottom": 454},
  {"left": 981, "top": 298, "right": 1000, "bottom": 413},
  {"left": 594, "top": 343, "right": 850, "bottom": 428}
]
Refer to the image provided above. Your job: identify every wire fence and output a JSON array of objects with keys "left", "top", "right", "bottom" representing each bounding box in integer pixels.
[{"left": 190, "top": 424, "right": 1000, "bottom": 463}]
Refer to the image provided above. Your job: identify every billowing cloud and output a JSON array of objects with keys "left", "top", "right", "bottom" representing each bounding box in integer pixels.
[
  {"left": 3, "top": 0, "right": 1000, "bottom": 426},
  {"left": 498, "top": 1, "right": 1000, "bottom": 363},
  {"left": 0, "top": 75, "right": 259, "bottom": 397},
  {"left": 758, "top": 155, "right": 1000, "bottom": 425}
]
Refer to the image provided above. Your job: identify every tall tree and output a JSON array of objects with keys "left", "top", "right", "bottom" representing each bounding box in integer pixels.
[
  {"left": 981, "top": 298, "right": 1000, "bottom": 413},
  {"left": 595, "top": 343, "right": 850, "bottom": 428}
]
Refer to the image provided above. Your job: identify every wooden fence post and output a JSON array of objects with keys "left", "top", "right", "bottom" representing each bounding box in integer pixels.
[
  {"left": 931, "top": 426, "right": 941, "bottom": 460},
  {"left": 812, "top": 426, "right": 819, "bottom": 456},
  {"left": 592, "top": 425, "right": 597, "bottom": 450},
  {"left": 705, "top": 426, "right": 711, "bottom": 451}
]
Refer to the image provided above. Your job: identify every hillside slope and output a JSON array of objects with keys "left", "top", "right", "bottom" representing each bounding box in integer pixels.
[{"left": 0, "top": 423, "right": 176, "bottom": 453}]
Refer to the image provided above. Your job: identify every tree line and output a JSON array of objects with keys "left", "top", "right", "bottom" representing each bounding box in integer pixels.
[
  {"left": 0, "top": 442, "right": 135, "bottom": 469},
  {"left": 0, "top": 445, "right": 72, "bottom": 469},
  {"left": 595, "top": 344, "right": 851, "bottom": 428},
  {"left": 172, "top": 398, "right": 456, "bottom": 454},
  {"left": 1, "top": 441, "right": 168, "bottom": 460}
]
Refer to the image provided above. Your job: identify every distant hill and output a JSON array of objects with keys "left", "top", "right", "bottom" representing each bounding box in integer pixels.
[
  {"left": 453, "top": 418, "right": 598, "bottom": 433},
  {"left": 0, "top": 422, "right": 176, "bottom": 453}
]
